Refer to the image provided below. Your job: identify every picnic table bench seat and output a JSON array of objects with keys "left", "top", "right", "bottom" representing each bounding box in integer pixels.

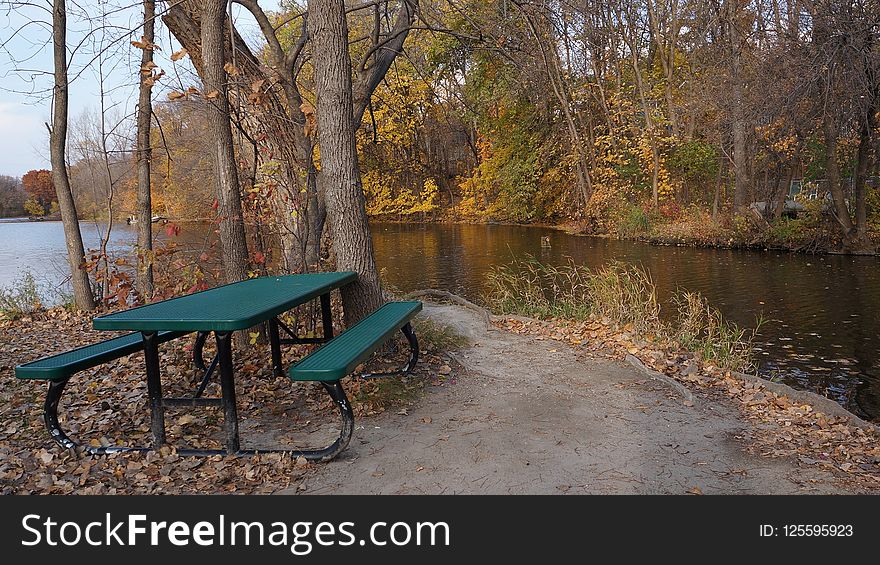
[
  {"left": 15, "top": 330, "right": 186, "bottom": 382},
  {"left": 287, "top": 300, "right": 422, "bottom": 460},
  {"left": 14, "top": 329, "right": 190, "bottom": 455},
  {"left": 290, "top": 301, "right": 422, "bottom": 382}
]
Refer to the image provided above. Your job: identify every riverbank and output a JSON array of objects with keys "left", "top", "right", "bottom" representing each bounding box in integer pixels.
[
  {"left": 375, "top": 209, "right": 878, "bottom": 255},
  {"left": 554, "top": 211, "right": 879, "bottom": 256},
  {"left": 1, "top": 300, "right": 878, "bottom": 494}
]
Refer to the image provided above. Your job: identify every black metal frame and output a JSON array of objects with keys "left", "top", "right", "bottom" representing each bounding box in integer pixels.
[
  {"left": 39, "top": 292, "right": 417, "bottom": 462},
  {"left": 43, "top": 373, "right": 354, "bottom": 459},
  {"left": 267, "top": 293, "right": 335, "bottom": 376},
  {"left": 359, "top": 323, "right": 420, "bottom": 378}
]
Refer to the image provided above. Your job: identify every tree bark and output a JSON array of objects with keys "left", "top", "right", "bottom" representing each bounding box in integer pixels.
[
  {"left": 135, "top": 0, "right": 155, "bottom": 300},
  {"left": 822, "top": 116, "right": 855, "bottom": 240},
  {"left": 304, "top": 164, "right": 325, "bottom": 267},
  {"left": 308, "top": 0, "right": 383, "bottom": 325},
  {"left": 49, "top": 0, "right": 95, "bottom": 311},
  {"left": 728, "top": 0, "right": 749, "bottom": 213},
  {"left": 200, "top": 0, "right": 250, "bottom": 286},
  {"left": 852, "top": 113, "right": 874, "bottom": 249}
]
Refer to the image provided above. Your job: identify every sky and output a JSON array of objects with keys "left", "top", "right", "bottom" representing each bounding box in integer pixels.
[{"left": 0, "top": 0, "right": 276, "bottom": 178}]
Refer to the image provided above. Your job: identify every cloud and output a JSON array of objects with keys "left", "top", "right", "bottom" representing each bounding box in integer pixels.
[{"left": 0, "top": 102, "right": 49, "bottom": 177}]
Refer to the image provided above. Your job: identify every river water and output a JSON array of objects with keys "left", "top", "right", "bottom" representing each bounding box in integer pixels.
[{"left": 2, "top": 219, "right": 878, "bottom": 420}]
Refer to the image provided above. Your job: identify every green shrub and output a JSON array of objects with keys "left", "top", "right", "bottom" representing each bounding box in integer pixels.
[
  {"left": 667, "top": 141, "right": 718, "bottom": 185},
  {"left": 767, "top": 217, "right": 806, "bottom": 245},
  {"left": 616, "top": 204, "right": 651, "bottom": 238}
]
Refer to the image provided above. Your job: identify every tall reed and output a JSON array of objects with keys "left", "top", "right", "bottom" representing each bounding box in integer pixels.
[{"left": 485, "top": 257, "right": 760, "bottom": 372}]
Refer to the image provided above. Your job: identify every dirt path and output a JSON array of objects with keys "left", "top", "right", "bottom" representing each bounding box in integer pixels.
[{"left": 286, "top": 303, "right": 860, "bottom": 495}]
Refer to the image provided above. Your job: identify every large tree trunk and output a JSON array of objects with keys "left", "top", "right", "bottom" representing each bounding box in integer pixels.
[
  {"left": 308, "top": 0, "right": 383, "bottom": 325},
  {"left": 135, "top": 0, "right": 155, "bottom": 300},
  {"left": 49, "top": 0, "right": 95, "bottom": 311},
  {"left": 201, "top": 0, "right": 250, "bottom": 285}
]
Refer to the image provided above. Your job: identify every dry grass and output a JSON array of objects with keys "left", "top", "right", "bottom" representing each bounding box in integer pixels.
[
  {"left": 485, "top": 257, "right": 760, "bottom": 372},
  {"left": 672, "top": 291, "right": 762, "bottom": 373}
]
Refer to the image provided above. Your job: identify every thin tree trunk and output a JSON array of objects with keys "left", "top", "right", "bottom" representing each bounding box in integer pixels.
[
  {"left": 822, "top": 116, "right": 855, "bottom": 240},
  {"left": 519, "top": 5, "right": 592, "bottom": 207},
  {"left": 97, "top": 61, "right": 115, "bottom": 304},
  {"left": 646, "top": 0, "right": 679, "bottom": 137},
  {"left": 773, "top": 166, "right": 793, "bottom": 219},
  {"left": 49, "top": 0, "right": 95, "bottom": 311},
  {"left": 201, "top": 0, "right": 250, "bottom": 286},
  {"left": 728, "top": 0, "right": 749, "bottom": 213},
  {"left": 712, "top": 152, "right": 724, "bottom": 219},
  {"left": 628, "top": 35, "right": 661, "bottom": 208},
  {"left": 852, "top": 115, "right": 873, "bottom": 248},
  {"left": 136, "top": 0, "right": 155, "bottom": 300},
  {"left": 308, "top": 0, "right": 383, "bottom": 325}
]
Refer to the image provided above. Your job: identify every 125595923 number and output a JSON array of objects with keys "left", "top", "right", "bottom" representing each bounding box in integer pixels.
[{"left": 782, "top": 525, "right": 853, "bottom": 537}]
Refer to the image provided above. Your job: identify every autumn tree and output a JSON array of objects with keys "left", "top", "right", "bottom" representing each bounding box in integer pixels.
[
  {"left": 805, "top": 0, "right": 878, "bottom": 252},
  {"left": 21, "top": 169, "right": 56, "bottom": 214},
  {"left": 163, "top": 1, "right": 419, "bottom": 269}
]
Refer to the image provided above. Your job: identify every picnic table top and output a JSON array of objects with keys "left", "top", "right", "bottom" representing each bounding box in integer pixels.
[{"left": 93, "top": 271, "right": 357, "bottom": 332}]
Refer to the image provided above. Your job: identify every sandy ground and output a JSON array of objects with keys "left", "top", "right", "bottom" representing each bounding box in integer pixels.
[{"left": 284, "top": 303, "right": 861, "bottom": 495}]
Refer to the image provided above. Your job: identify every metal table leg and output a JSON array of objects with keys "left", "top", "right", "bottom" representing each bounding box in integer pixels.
[
  {"left": 214, "top": 331, "right": 241, "bottom": 454},
  {"left": 320, "top": 292, "right": 334, "bottom": 340},
  {"left": 142, "top": 331, "right": 166, "bottom": 448},
  {"left": 268, "top": 318, "right": 284, "bottom": 377}
]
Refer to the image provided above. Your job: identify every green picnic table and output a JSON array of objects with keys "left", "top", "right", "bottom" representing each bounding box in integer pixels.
[{"left": 15, "top": 272, "right": 422, "bottom": 461}]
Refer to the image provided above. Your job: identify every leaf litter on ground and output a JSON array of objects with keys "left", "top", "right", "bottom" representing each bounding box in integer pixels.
[{"left": 0, "top": 306, "right": 450, "bottom": 494}]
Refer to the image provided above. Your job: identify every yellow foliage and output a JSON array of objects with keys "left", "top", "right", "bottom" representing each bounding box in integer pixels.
[{"left": 363, "top": 170, "right": 439, "bottom": 217}]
